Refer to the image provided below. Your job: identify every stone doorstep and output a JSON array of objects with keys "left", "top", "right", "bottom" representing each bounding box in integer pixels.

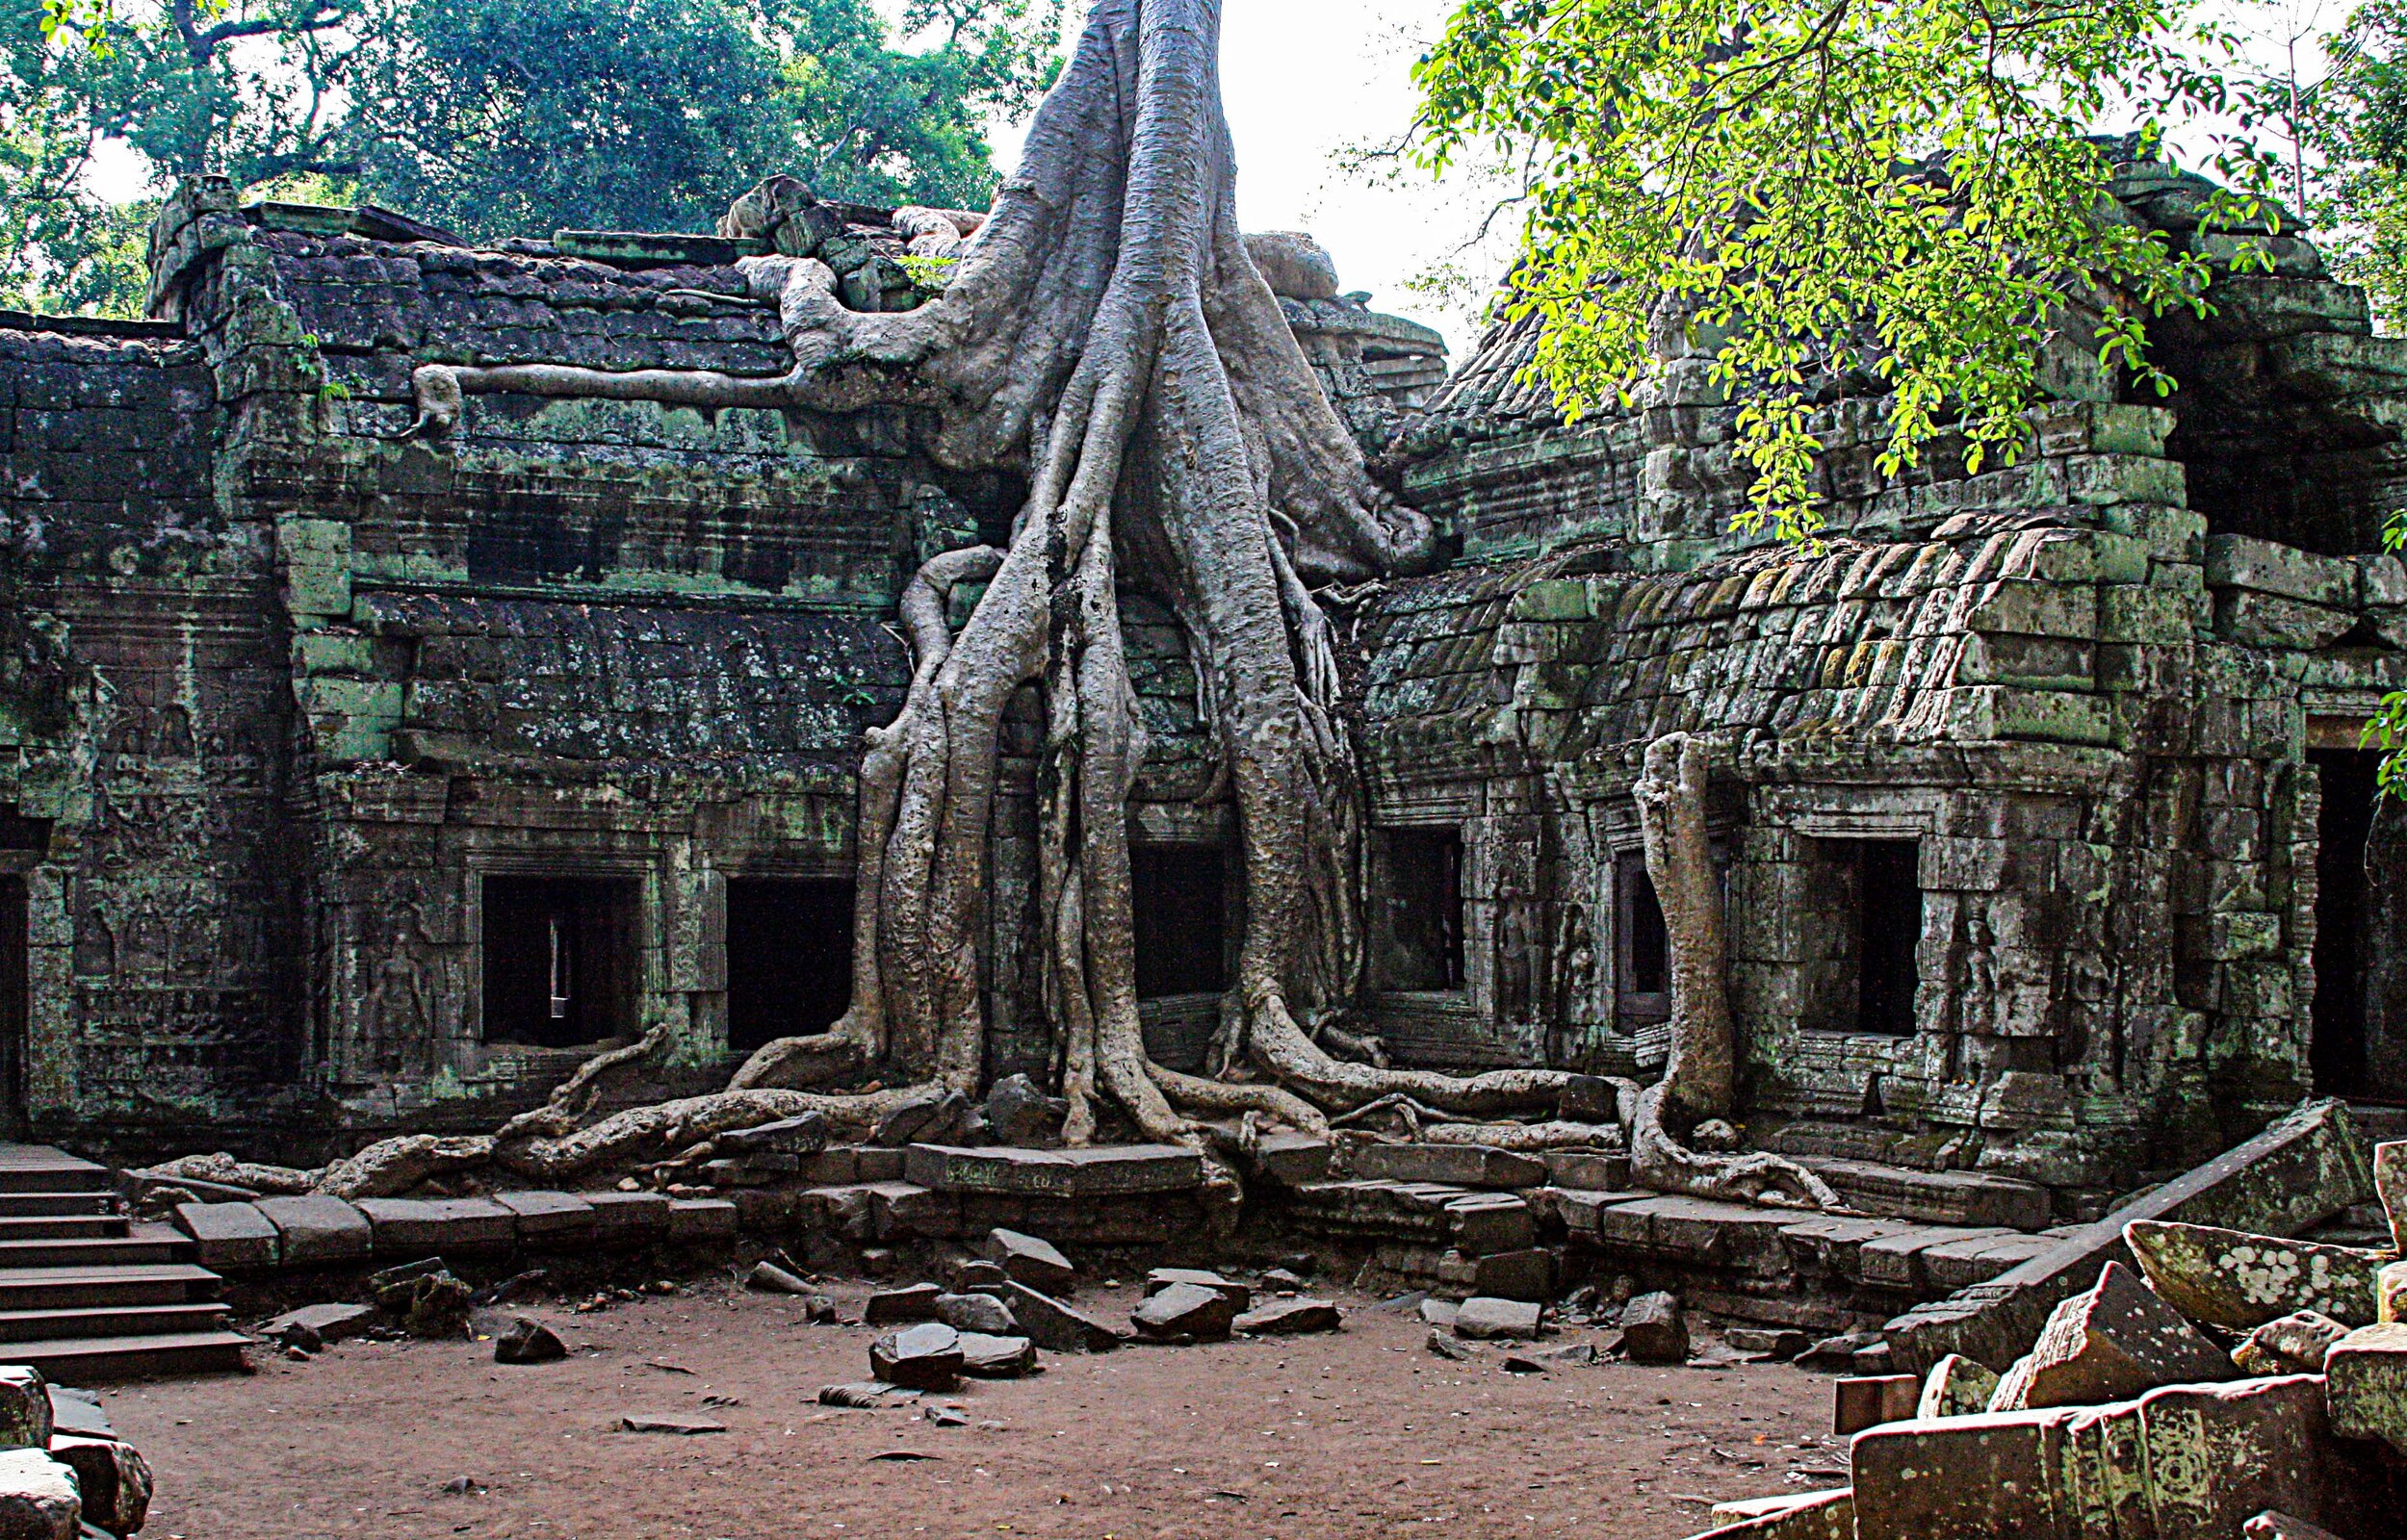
[
  {"left": 1791, "top": 1155, "right": 2053, "bottom": 1231},
  {"left": 902, "top": 1143, "right": 1203, "bottom": 1198},
  {"left": 171, "top": 1200, "right": 280, "bottom": 1270}
]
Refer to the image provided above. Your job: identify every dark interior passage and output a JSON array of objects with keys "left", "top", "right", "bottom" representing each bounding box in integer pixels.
[
  {"left": 725, "top": 877, "right": 855, "bottom": 1054},
  {"left": 2311, "top": 750, "right": 2407, "bottom": 1101},
  {"left": 1132, "top": 845, "right": 1227, "bottom": 999},
  {"left": 1615, "top": 851, "right": 1670, "bottom": 1030},
  {"left": 482, "top": 875, "right": 638, "bottom": 1048},
  {"left": 1854, "top": 839, "right": 1924, "bottom": 1037},
  {"left": 1375, "top": 828, "right": 1465, "bottom": 990}
]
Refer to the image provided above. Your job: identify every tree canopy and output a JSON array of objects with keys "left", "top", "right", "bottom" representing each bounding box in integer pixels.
[{"left": 3, "top": 0, "right": 1062, "bottom": 312}]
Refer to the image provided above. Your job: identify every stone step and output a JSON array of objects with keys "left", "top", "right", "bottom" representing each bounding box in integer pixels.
[
  {"left": 1340, "top": 1142, "right": 1548, "bottom": 1190},
  {"left": 0, "top": 1146, "right": 111, "bottom": 1195},
  {"left": 0, "top": 1236, "right": 189, "bottom": 1270},
  {"left": 903, "top": 1143, "right": 1203, "bottom": 1197},
  {"left": 0, "top": 1193, "right": 123, "bottom": 1219},
  {"left": 0, "top": 1302, "right": 233, "bottom": 1344},
  {"left": 0, "top": 1264, "right": 220, "bottom": 1312},
  {"left": 1793, "top": 1156, "right": 2054, "bottom": 1231},
  {"left": 0, "top": 1217, "right": 128, "bottom": 1243},
  {"left": 0, "top": 1329, "right": 249, "bottom": 1381}
]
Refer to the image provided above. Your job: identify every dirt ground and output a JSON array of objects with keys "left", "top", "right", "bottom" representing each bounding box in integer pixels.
[{"left": 103, "top": 1278, "right": 1848, "bottom": 1540}]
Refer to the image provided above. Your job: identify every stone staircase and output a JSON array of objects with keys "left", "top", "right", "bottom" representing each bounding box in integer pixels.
[{"left": 0, "top": 1144, "right": 246, "bottom": 1379}]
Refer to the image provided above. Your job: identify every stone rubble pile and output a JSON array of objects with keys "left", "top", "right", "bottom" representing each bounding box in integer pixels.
[
  {"left": 1686, "top": 1138, "right": 2407, "bottom": 1539},
  {"left": 0, "top": 1369, "right": 153, "bottom": 1539}
]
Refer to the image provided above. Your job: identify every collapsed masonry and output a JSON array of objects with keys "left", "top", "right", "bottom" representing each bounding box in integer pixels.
[{"left": 0, "top": 143, "right": 2403, "bottom": 1326}]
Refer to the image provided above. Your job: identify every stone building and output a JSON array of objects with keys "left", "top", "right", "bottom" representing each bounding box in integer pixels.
[{"left": 0, "top": 161, "right": 2400, "bottom": 1219}]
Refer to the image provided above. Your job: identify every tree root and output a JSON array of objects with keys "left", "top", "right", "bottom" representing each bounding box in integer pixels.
[
  {"left": 318, "top": 1135, "right": 499, "bottom": 1201},
  {"left": 490, "top": 1088, "right": 931, "bottom": 1182}
]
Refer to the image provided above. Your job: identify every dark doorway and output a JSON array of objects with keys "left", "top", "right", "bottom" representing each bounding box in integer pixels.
[
  {"left": 1131, "top": 845, "right": 1226, "bottom": 999},
  {"left": 1615, "top": 850, "right": 1670, "bottom": 1031},
  {"left": 2312, "top": 750, "right": 2403, "bottom": 1099},
  {"left": 1375, "top": 828, "right": 1465, "bottom": 990},
  {"left": 481, "top": 876, "right": 638, "bottom": 1048},
  {"left": 0, "top": 877, "right": 23, "bottom": 1132},
  {"left": 1853, "top": 840, "right": 1924, "bottom": 1036},
  {"left": 725, "top": 878, "right": 855, "bottom": 1054}
]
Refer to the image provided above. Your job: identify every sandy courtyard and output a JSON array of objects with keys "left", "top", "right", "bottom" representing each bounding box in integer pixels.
[{"left": 95, "top": 1278, "right": 1845, "bottom": 1540}]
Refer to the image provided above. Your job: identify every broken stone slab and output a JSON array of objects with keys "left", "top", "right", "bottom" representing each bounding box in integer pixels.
[
  {"left": 1619, "top": 1292, "right": 1689, "bottom": 1364},
  {"left": 1915, "top": 1353, "right": 2000, "bottom": 1419},
  {"left": 1417, "top": 1297, "right": 1459, "bottom": 1329},
  {"left": 252, "top": 1194, "right": 373, "bottom": 1264},
  {"left": 667, "top": 1197, "right": 737, "bottom": 1243},
  {"left": 46, "top": 1434, "right": 146, "bottom": 1536},
  {"left": 872, "top": 1089, "right": 970, "bottom": 1148},
  {"left": 871, "top": 1322, "right": 964, "bottom": 1390},
  {"left": 906, "top": 1143, "right": 1203, "bottom": 1197},
  {"left": 2382, "top": 1259, "right": 2407, "bottom": 1322},
  {"left": 1443, "top": 1193, "right": 1538, "bottom": 1254},
  {"left": 950, "top": 1259, "right": 1006, "bottom": 1293},
  {"left": 1425, "top": 1329, "right": 1478, "bottom": 1361},
  {"left": 1249, "top": 1131, "right": 1333, "bottom": 1185},
  {"left": 747, "top": 1261, "right": 813, "bottom": 1296},
  {"left": 355, "top": 1196, "right": 516, "bottom": 1257},
  {"left": 933, "top": 1292, "right": 1016, "bottom": 1336},
  {"left": 982, "top": 1228, "right": 1076, "bottom": 1295},
  {"left": 1143, "top": 1269, "right": 1251, "bottom": 1311},
  {"left": 492, "top": 1191, "right": 597, "bottom": 1244},
  {"left": 1697, "top": 1489, "right": 1852, "bottom": 1540},
  {"left": 263, "top": 1301, "right": 375, "bottom": 1350},
  {"left": 170, "top": 1201, "right": 279, "bottom": 1270},
  {"left": 1987, "top": 1260, "right": 2236, "bottom": 1411},
  {"left": 1885, "top": 1097, "right": 2373, "bottom": 1376},
  {"left": 1454, "top": 1296, "right": 1542, "bottom": 1342},
  {"left": 2234, "top": 1311, "right": 2351, "bottom": 1374},
  {"left": 864, "top": 1284, "right": 944, "bottom": 1324},
  {"left": 0, "top": 1449, "right": 79, "bottom": 1540},
  {"left": 818, "top": 1382, "right": 913, "bottom": 1408},
  {"left": 620, "top": 1413, "right": 726, "bottom": 1435},
  {"left": 1725, "top": 1326, "right": 1813, "bottom": 1358},
  {"left": 493, "top": 1318, "right": 566, "bottom": 1365},
  {"left": 2126, "top": 1218, "right": 2385, "bottom": 1329},
  {"left": 581, "top": 1191, "right": 670, "bottom": 1244},
  {"left": 1234, "top": 1298, "right": 1341, "bottom": 1336},
  {"left": 981, "top": 1075, "right": 1065, "bottom": 1145},
  {"left": 1445, "top": 1247, "right": 1553, "bottom": 1302},
  {"left": 2326, "top": 1321, "right": 2407, "bottom": 1454},
  {"left": 955, "top": 1332, "right": 1037, "bottom": 1378},
  {"left": 714, "top": 1113, "right": 828, "bottom": 1157},
  {"left": 375, "top": 1264, "right": 474, "bottom": 1340},
  {"left": 998, "top": 1281, "right": 1123, "bottom": 1352},
  {"left": 1131, "top": 1282, "right": 1235, "bottom": 1343},
  {"left": 1832, "top": 1373, "right": 1920, "bottom": 1434},
  {"left": 0, "top": 1373, "right": 47, "bottom": 1451},
  {"left": 43, "top": 1390, "right": 104, "bottom": 1441},
  {"left": 1346, "top": 1142, "right": 1548, "bottom": 1190}
]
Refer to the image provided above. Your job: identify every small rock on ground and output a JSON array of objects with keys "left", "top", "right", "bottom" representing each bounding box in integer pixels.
[
  {"left": 1453, "top": 1297, "right": 1541, "bottom": 1342},
  {"left": 493, "top": 1318, "right": 566, "bottom": 1365},
  {"left": 1233, "top": 1298, "right": 1341, "bottom": 1336}
]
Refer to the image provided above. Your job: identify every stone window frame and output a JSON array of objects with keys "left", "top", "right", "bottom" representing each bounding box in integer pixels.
[
  {"left": 1590, "top": 798, "right": 1742, "bottom": 1068},
  {"left": 1364, "top": 785, "right": 1485, "bottom": 1014},
  {"left": 463, "top": 847, "right": 662, "bottom": 1057},
  {"left": 1780, "top": 796, "right": 1945, "bottom": 1047},
  {"left": 709, "top": 854, "right": 858, "bottom": 1058}
]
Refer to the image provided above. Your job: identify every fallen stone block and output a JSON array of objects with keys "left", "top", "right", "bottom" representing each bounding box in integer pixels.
[
  {"left": 1915, "top": 1353, "right": 2000, "bottom": 1419},
  {"left": 933, "top": 1292, "right": 1016, "bottom": 1336},
  {"left": 374, "top": 1262, "right": 474, "bottom": 1339},
  {"left": 1620, "top": 1292, "right": 1689, "bottom": 1364},
  {"left": 818, "top": 1382, "right": 912, "bottom": 1408},
  {"left": 667, "top": 1197, "right": 737, "bottom": 1243},
  {"left": 1143, "top": 1269, "right": 1250, "bottom": 1311},
  {"left": 2126, "top": 1218, "right": 2383, "bottom": 1329},
  {"left": 42, "top": 1391, "right": 103, "bottom": 1441},
  {"left": 2325, "top": 1321, "right": 2407, "bottom": 1453},
  {"left": 171, "top": 1201, "right": 278, "bottom": 1269},
  {"left": 0, "top": 1449, "right": 79, "bottom": 1540},
  {"left": 2234, "top": 1311, "right": 2351, "bottom": 1375},
  {"left": 0, "top": 1374, "right": 47, "bottom": 1451},
  {"left": 1347, "top": 1142, "right": 1547, "bottom": 1190},
  {"left": 905, "top": 1143, "right": 1202, "bottom": 1197},
  {"left": 263, "top": 1301, "right": 375, "bottom": 1349},
  {"left": 1234, "top": 1298, "right": 1342, "bottom": 1336},
  {"left": 1833, "top": 1373, "right": 1919, "bottom": 1434},
  {"left": 983, "top": 1228, "right": 1076, "bottom": 1295},
  {"left": 872, "top": 1089, "right": 969, "bottom": 1148},
  {"left": 1132, "top": 1282, "right": 1235, "bottom": 1343},
  {"left": 494, "top": 1318, "right": 566, "bottom": 1365},
  {"left": 1724, "top": 1326, "right": 1812, "bottom": 1358},
  {"left": 493, "top": 1191, "right": 597, "bottom": 1244},
  {"left": 2375, "top": 1140, "right": 2407, "bottom": 1250},
  {"left": 1454, "top": 1296, "right": 1541, "bottom": 1342},
  {"left": 1249, "top": 1132, "right": 1332, "bottom": 1185},
  {"left": 715, "top": 1113, "right": 828, "bottom": 1156},
  {"left": 982, "top": 1075, "right": 1065, "bottom": 1145},
  {"left": 1459, "top": 1247, "right": 1553, "bottom": 1302},
  {"left": 1798, "top": 1330, "right": 1882, "bottom": 1372},
  {"left": 957, "top": 1332, "right": 1038, "bottom": 1378},
  {"left": 1540, "top": 1148, "right": 1632, "bottom": 1193},
  {"left": 45, "top": 1434, "right": 145, "bottom": 1536},
  {"left": 1989, "top": 1260, "right": 2235, "bottom": 1410},
  {"left": 1000, "top": 1281, "right": 1122, "bottom": 1352},
  {"left": 864, "top": 1284, "right": 944, "bottom": 1324},
  {"left": 356, "top": 1196, "right": 516, "bottom": 1257},
  {"left": 1885, "top": 1097, "right": 2373, "bottom": 1376},
  {"left": 1443, "top": 1193, "right": 1537, "bottom": 1254},
  {"left": 1425, "top": 1328, "right": 1478, "bottom": 1360},
  {"left": 582, "top": 1191, "right": 670, "bottom": 1244},
  {"left": 871, "top": 1322, "right": 964, "bottom": 1390},
  {"left": 252, "top": 1194, "right": 373, "bottom": 1265},
  {"left": 748, "top": 1261, "right": 812, "bottom": 1296},
  {"left": 620, "top": 1413, "right": 725, "bottom": 1435}
]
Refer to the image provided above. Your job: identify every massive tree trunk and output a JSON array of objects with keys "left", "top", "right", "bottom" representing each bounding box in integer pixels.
[{"left": 378, "top": 0, "right": 1613, "bottom": 1190}]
